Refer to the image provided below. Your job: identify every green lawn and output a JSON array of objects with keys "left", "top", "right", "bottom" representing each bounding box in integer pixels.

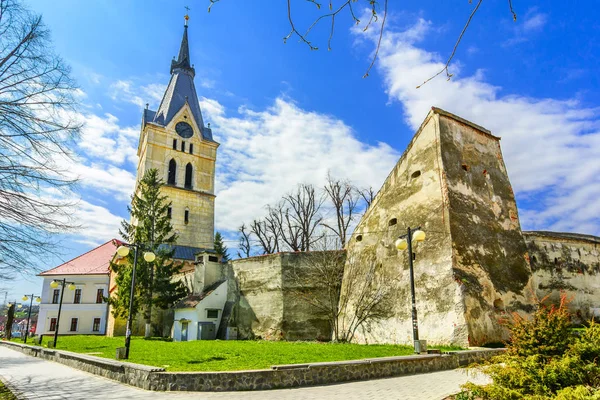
[
  {"left": 0, "top": 380, "right": 17, "bottom": 400},
  {"left": 41, "top": 336, "right": 462, "bottom": 372}
]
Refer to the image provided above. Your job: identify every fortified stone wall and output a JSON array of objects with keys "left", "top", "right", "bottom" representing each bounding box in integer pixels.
[
  {"left": 341, "top": 108, "right": 537, "bottom": 347},
  {"left": 524, "top": 231, "right": 600, "bottom": 320},
  {"left": 230, "top": 252, "right": 333, "bottom": 341}
]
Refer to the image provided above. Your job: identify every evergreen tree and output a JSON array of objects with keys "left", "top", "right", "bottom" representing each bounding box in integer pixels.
[
  {"left": 109, "top": 169, "right": 187, "bottom": 337},
  {"left": 214, "top": 232, "right": 230, "bottom": 261}
]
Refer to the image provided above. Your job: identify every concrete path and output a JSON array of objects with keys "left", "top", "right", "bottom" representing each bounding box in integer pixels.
[{"left": 0, "top": 346, "right": 489, "bottom": 400}]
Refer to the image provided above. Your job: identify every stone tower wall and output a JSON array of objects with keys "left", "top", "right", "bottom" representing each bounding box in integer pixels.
[
  {"left": 136, "top": 104, "right": 217, "bottom": 249},
  {"left": 437, "top": 110, "right": 535, "bottom": 345},
  {"left": 342, "top": 112, "right": 467, "bottom": 345}
]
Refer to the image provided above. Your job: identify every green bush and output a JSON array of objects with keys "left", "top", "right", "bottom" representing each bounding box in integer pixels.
[{"left": 462, "top": 295, "right": 600, "bottom": 399}]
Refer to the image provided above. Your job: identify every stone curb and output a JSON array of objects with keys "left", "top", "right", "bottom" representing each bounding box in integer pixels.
[{"left": 0, "top": 340, "right": 504, "bottom": 392}]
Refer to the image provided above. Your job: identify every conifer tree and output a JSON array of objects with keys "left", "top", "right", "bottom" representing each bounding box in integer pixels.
[
  {"left": 109, "top": 169, "right": 187, "bottom": 338},
  {"left": 214, "top": 232, "right": 230, "bottom": 261}
]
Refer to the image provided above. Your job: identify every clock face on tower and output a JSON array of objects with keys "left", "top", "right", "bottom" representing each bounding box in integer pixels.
[{"left": 175, "top": 121, "right": 194, "bottom": 138}]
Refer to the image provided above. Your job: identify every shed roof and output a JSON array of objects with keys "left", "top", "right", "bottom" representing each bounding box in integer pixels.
[{"left": 175, "top": 280, "right": 226, "bottom": 309}]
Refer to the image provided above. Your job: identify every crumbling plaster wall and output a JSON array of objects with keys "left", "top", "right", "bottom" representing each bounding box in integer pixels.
[
  {"left": 230, "top": 253, "right": 332, "bottom": 341},
  {"left": 343, "top": 112, "right": 468, "bottom": 346},
  {"left": 525, "top": 231, "right": 600, "bottom": 320},
  {"left": 438, "top": 111, "right": 536, "bottom": 345}
]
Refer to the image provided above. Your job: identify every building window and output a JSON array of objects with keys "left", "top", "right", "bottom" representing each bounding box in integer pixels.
[
  {"left": 92, "top": 318, "right": 101, "bottom": 332},
  {"left": 184, "top": 209, "right": 189, "bottom": 224},
  {"left": 208, "top": 255, "right": 219, "bottom": 262},
  {"left": 73, "top": 289, "right": 81, "bottom": 304},
  {"left": 49, "top": 318, "right": 57, "bottom": 332},
  {"left": 173, "top": 139, "right": 177, "bottom": 150},
  {"left": 184, "top": 163, "right": 193, "bottom": 189},
  {"left": 167, "top": 207, "right": 172, "bottom": 219},
  {"left": 70, "top": 318, "right": 78, "bottom": 332},
  {"left": 181, "top": 141, "right": 185, "bottom": 152},
  {"left": 207, "top": 309, "right": 219, "bottom": 319},
  {"left": 168, "top": 159, "right": 176, "bottom": 185},
  {"left": 52, "top": 289, "right": 59, "bottom": 304},
  {"left": 96, "top": 288, "right": 104, "bottom": 304},
  {"left": 189, "top": 144, "right": 193, "bottom": 154}
]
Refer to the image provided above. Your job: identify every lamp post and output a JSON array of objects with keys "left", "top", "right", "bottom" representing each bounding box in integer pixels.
[
  {"left": 49, "top": 279, "right": 76, "bottom": 348},
  {"left": 116, "top": 243, "right": 155, "bottom": 359},
  {"left": 21, "top": 294, "right": 41, "bottom": 344},
  {"left": 395, "top": 227, "right": 426, "bottom": 353}
]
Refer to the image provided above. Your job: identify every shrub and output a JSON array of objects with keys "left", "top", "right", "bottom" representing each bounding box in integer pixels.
[{"left": 461, "top": 295, "right": 600, "bottom": 399}]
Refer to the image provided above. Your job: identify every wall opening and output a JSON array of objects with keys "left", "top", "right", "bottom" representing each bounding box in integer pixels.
[
  {"left": 388, "top": 218, "right": 397, "bottom": 226},
  {"left": 411, "top": 170, "right": 421, "bottom": 179},
  {"left": 461, "top": 164, "right": 470, "bottom": 172},
  {"left": 172, "top": 139, "right": 177, "bottom": 150},
  {"left": 356, "top": 234, "right": 363, "bottom": 242},
  {"left": 493, "top": 299, "right": 505, "bottom": 310},
  {"left": 185, "top": 163, "right": 193, "bottom": 189},
  {"left": 184, "top": 209, "right": 189, "bottom": 224},
  {"left": 168, "top": 159, "right": 176, "bottom": 185}
]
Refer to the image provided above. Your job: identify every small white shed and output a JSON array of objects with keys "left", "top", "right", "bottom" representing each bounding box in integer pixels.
[{"left": 173, "top": 280, "right": 228, "bottom": 341}]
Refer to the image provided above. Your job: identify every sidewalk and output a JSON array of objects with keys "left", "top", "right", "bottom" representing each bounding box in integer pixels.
[{"left": 0, "top": 346, "right": 489, "bottom": 399}]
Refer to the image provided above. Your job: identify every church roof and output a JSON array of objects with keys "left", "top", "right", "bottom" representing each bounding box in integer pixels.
[
  {"left": 158, "top": 244, "right": 216, "bottom": 261},
  {"left": 148, "top": 22, "right": 214, "bottom": 142},
  {"left": 38, "top": 240, "right": 117, "bottom": 276}
]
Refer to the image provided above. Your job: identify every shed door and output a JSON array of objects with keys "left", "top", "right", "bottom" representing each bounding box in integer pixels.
[
  {"left": 199, "top": 322, "right": 216, "bottom": 340},
  {"left": 181, "top": 321, "right": 188, "bottom": 341}
]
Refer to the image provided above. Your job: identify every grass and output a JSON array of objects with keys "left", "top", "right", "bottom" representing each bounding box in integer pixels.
[
  {"left": 0, "top": 380, "right": 17, "bottom": 400},
  {"left": 39, "top": 335, "right": 463, "bottom": 372}
]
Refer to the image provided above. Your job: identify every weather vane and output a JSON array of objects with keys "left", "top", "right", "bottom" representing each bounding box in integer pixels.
[{"left": 184, "top": 6, "right": 190, "bottom": 26}]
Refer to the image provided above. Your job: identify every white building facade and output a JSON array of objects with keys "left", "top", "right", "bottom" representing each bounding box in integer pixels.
[{"left": 36, "top": 241, "right": 116, "bottom": 337}]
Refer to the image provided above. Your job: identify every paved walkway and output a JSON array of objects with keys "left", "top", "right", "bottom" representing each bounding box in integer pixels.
[{"left": 0, "top": 346, "right": 489, "bottom": 400}]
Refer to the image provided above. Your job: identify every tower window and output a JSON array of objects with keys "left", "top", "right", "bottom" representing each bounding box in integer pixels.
[
  {"left": 167, "top": 207, "right": 172, "bottom": 219},
  {"left": 185, "top": 163, "right": 193, "bottom": 189},
  {"left": 173, "top": 139, "right": 177, "bottom": 150},
  {"left": 181, "top": 141, "right": 185, "bottom": 152},
  {"left": 189, "top": 144, "right": 193, "bottom": 154},
  {"left": 184, "top": 209, "right": 189, "bottom": 224},
  {"left": 168, "top": 159, "right": 176, "bottom": 185}
]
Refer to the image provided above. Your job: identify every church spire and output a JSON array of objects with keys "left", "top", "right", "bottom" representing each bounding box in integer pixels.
[
  {"left": 171, "top": 14, "right": 194, "bottom": 76},
  {"left": 149, "top": 13, "right": 214, "bottom": 141}
]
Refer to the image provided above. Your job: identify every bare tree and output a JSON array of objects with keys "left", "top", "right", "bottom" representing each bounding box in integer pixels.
[
  {"left": 207, "top": 0, "right": 519, "bottom": 85},
  {"left": 237, "top": 223, "right": 253, "bottom": 258},
  {"left": 337, "top": 254, "right": 397, "bottom": 342},
  {"left": 284, "top": 183, "right": 324, "bottom": 251},
  {"left": 250, "top": 218, "right": 278, "bottom": 254},
  {"left": 357, "top": 186, "right": 375, "bottom": 208},
  {"left": 287, "top": 240, "right": 346, "bottom": 340},
  {"left": 322, "top": 173, "right": 359, "bottom": 247},
  {"left": 0, "top": 0, "right": 81, "bottom": 279},
  {"left": 287, "top": 244, "right": 396, "bottom": 342}
]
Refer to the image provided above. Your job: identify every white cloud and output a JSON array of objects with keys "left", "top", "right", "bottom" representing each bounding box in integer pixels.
[
  {"left": 70, "top": 199, "right": 124, "bottom": 246},
  {"left": 109, "top": 80, "right": 166, "bottom": 109},
  {"left": 504, "top": 9, "right": 548, "bottom": 45},
  {"left": 523, "top": 12, "right": 548, "bottom": 32},
  {"left": 201, "top": 97, "right": 400, "bottom": 232},
  {"left": 357, "top": 17, "right": 600, "bottom": 235}
]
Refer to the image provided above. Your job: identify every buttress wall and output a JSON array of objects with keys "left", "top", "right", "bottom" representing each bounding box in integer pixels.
[{"left": 438, "top": 110, "right": 536, "bottom": 345}]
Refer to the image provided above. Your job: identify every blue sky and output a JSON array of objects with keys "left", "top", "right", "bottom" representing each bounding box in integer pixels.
[{"left": 4, "top": 0, "right": 600, "bottom": 301}]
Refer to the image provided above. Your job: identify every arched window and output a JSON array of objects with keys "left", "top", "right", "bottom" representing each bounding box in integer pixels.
[
  {"left": 185, "top": 163, "right": 193, "bottom": 189},
  {"left": 168, "top": 159, "right": 176, "bottom": 185}
]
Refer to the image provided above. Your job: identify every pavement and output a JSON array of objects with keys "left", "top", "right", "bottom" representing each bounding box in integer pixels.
[{"left": 0, "top": 346, "right": 490, "bottom": 399}]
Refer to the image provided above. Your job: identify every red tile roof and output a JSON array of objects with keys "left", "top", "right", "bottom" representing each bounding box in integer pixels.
[{"left": 38, "top": 240, "right": 121, "bottom": 276}]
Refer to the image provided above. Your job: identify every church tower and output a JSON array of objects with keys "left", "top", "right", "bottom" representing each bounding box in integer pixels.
[{"left": 136, "top": 15, "right": 218, "bottom": 250}]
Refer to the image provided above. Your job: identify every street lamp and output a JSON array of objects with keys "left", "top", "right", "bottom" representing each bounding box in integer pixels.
[
  {"left": 116, "top": 243, "right": 155, "bottom": 359},
  {"left": 49, "top": 279, "right": 76, "bottom": 348},
  {"left": 395, "top": 227, "right": 426, "bottom": 354},
  {"left": 21, "top": 294, "right": 41, "bottom": 344}
]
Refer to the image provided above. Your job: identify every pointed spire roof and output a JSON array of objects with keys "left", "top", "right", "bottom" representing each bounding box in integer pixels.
[{"left": 149, "top": 17, "right": 214, "bottom": 141}]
